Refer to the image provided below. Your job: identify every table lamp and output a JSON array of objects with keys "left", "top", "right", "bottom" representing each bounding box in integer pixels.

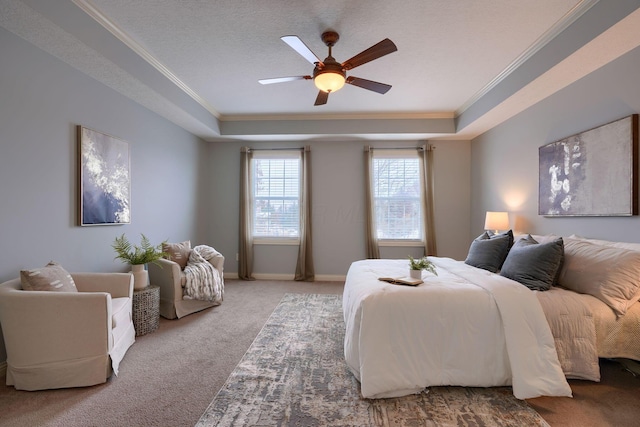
[{"left": 484, "top": 211, "right": 509, "bottom": 235}]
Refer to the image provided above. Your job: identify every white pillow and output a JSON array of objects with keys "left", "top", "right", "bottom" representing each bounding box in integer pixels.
[
  {"left": 559, "top": 238, "right": 640, "bottom": 317},
  {"left": 569, "top": 234, "right": 640, "bottom": 252}
]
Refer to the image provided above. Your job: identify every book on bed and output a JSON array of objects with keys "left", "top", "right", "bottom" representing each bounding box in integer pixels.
[{"left": 378, "top": 276, "right": 423, "bottom": 286}]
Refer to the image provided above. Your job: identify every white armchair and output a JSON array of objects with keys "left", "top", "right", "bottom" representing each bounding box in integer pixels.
[
  {"left": 0, "top": 272, "right": 135, "bottom": 391},
  {"left": 148, "top": 250, "right": 224, "bottom": 319}
]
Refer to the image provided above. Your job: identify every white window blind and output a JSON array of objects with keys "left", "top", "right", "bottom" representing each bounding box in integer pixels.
[
  {"left": 251, "top": 151, "right": 301, "bottom": 240},
  {"left": 372, "top": 150, "right": 423, "bottom": 241}
]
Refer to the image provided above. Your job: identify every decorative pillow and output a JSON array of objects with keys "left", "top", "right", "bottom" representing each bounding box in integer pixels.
[
  {"left": 494, "top": 229, "right": 514, "bottom": 249},
  {"left": 500, "top": 235, "right": 564, "bottom": 291},
  {"left": 569, "top": 234, "right": 640, "bottom": 253},
  {"left": 464, "top": 232, "right": 511, "bottom": 273},
  {"left": 20, "top": 262, "right": 78, "bottom": 292},
  {"left": 568, "top": 234, "right": 613, "bottom": 247},
  {"left": 162, "top": 241, "right": 191, "bottom": 270},
  {"left": 559, "top": 238, "right": 640, "bottom": 317},
  {"left": 530, "top": 234, "right": 561, "bottom": 245}
]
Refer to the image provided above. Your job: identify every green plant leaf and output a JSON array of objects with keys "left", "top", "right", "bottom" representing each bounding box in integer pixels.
[
  {"left": 408, "top": 255, "right": 438, "bottom": 276},
  {"left": 112, "top": 233, "right": 168, "bottom": 265}
]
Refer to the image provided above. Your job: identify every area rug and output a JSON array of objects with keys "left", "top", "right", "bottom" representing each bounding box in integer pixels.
[{"left": 196, "top": 293, "right": 549, "bottom": 427}]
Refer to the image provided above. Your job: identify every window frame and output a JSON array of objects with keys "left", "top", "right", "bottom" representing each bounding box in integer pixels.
[
  {"left": 371, "top": 149, "right": 425, "bottom": 247},
  {"left": 250, "top": 150, "right": 302, "bottom": 245}
]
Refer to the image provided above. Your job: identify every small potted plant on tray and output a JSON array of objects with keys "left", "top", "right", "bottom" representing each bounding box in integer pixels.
[
  {"left": 112, "top": 234, "right": 168, "bottom": 290},
  {"left": 408, "top": 256, "right": 438, "bottom": 279}
]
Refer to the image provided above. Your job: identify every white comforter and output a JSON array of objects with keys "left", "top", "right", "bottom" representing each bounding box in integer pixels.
[{"left": 343, "top": 258, "right": 572, "bottom": 400}]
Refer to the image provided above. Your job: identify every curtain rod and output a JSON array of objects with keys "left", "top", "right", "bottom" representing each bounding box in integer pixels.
[
  {"left": 364, "top": 145, "right": 434, "bottom": 151},
  {"left": 245, "top": 147, "right": 305, "bottom": 152}
]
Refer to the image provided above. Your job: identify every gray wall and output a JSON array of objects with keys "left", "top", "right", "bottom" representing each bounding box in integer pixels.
[
  {"left": 0, "top": 29, "right": 206, "bottom": 361},
  {"left": 470, "top": 44, "right": 640, "bottom": 242},
  {"left": 205, "top": 139, "right": 471, "bottom": 279},
  {"left": 0, "top": 26, "right": 472, "bottom": 365}
]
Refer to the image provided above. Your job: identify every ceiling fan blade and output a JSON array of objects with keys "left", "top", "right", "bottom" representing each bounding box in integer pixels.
[
  {"left": 342, "top": 38, "right": 397, "bottom": 71},
  {"left": 259, "top": 76, "right": 311, "bottom": 85},
  {"left": 281, "top": 35, "right": 324, "bottom": 66},
  {"left": 346, "top": 76, "right": 392, "bottom": 94},
  {"left": 314, "top": 90, "right": 329, "bottom": 106}
]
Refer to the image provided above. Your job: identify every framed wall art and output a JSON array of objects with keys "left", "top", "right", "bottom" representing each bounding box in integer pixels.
[
  {"left": 78, "top": 126, "right": 131, "bottom": 226},
  {"left": 538, "top": 114, "right": 638, "bottom": 217}
]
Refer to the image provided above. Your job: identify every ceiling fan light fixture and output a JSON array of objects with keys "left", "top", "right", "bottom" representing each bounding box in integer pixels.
[
  {"left": 261, "top": 31, "right": 397, "bottom": 104},
  {"left": 314, "top": 70, "right": 346, "bottom": 93}
]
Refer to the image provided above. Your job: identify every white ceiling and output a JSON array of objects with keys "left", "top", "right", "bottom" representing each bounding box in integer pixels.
[
  {"left": 3, "top": 0, "right": 640, "bottom": 142},
  {"left": 87, "top": 0, "right": 581, "bottom": 116}
]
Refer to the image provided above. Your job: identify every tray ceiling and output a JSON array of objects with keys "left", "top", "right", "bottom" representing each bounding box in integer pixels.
[{"left": 3, "top": 0, "right": 640, "bottom": 141}]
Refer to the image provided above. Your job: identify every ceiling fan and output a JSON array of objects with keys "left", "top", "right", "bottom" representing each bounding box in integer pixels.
[{"left": 259, "top": 31, "right": 397, "bottom": 106}]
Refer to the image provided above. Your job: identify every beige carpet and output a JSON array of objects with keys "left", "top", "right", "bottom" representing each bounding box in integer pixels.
[
  {"left": 0, "top": 279, "right": 638, "bottom": 426},
  {"left": 0, "top": 280, "right": 343, "bottom": 427}
]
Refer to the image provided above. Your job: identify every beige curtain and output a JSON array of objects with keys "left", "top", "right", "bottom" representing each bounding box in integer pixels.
[
  {"left": 295, "top": 146, "right": 314, "bottom": 281},
  {"left": 364, "top": 146, "right": 380, "bottom": 259},
  {"left": 238, "top": 147, "right": 255, "bottom": 280},
  {"left": 421, "top": 145, "right": 437, "bottom": 256}
]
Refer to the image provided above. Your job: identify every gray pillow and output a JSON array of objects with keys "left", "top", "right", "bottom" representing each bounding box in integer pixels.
[
  {"left": 493, "top": 229, "right": 514, "bottom": 249},
  {"left": 464, "top": 232, "right": 511, "bottom": 273},
  {"left": 500, "top": 235, "right": 564, "bottom": 291}
]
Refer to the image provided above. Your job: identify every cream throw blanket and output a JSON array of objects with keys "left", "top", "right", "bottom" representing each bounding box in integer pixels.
[{"left": 183, "top": 245, "right": 224, "bottom": 303}]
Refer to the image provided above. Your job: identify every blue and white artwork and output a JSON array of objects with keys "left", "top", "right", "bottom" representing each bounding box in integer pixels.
[
  {"left": 79, "top": 126, "right": 130, "bottom": 225},
  {"left": 538, "top": 115, "right": 637, "bottom": 216}
]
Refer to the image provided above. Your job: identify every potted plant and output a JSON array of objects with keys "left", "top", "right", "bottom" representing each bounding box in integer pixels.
[
  {"left": 112, "top": 234, "right": 167, "bottom": 290},
  {"left": 408, "top": 256, "right": 438, "bottom": 279}
]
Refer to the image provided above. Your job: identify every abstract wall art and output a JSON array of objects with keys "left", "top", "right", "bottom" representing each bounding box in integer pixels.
[
  {"left": 538, "top": 114, "right": 638, "bottom": 216},
  {"left": 78, "top": 126, "right": 131, "bottom": 225}
]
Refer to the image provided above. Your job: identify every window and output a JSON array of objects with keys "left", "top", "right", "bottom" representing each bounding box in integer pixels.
[
  {"left": 372, "top": 150, "right": 423, "bottom": 242},
  {"left": 251, "top": 151, "right": 301, "bottom": 241}
]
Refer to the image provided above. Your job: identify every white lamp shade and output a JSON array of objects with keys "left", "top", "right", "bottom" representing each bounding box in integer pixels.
[
  {"left": 314, "top": 71, "right": 346, "bottom": 93},
  {"left": 484, "top": 211, "right": 509, "bottom": 232}
]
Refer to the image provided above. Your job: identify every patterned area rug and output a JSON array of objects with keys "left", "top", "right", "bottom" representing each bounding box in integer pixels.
[{"left": 196, "top": 293, "right": 549, "bottom": 427}]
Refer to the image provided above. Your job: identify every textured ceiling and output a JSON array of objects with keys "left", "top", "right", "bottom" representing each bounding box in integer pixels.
[
  {"left": 3, "top": 0, "right": 640, "bottom": 141},
  {"left": 87, "top": 0, "right": 582, "bottom": 116}
]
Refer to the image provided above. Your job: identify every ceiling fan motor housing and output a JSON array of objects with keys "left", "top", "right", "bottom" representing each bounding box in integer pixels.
[
  {"left": 313, "top": 31, "right": 346, "bottom": 93},
  {"left": 321, "top": 30, "right": 340, "bottom": 47}
]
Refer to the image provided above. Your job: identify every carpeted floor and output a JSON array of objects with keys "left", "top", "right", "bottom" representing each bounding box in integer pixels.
[
  {"left": 196, "top": 293, "right": 549, "bottom": 427},
  {"left": 0, "top": 280, "right": 638, "bottom": 426}
]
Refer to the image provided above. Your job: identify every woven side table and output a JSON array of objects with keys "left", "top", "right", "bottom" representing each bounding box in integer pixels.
[{"left": 133, "top": 285, "right": 160, "bottom": 336}]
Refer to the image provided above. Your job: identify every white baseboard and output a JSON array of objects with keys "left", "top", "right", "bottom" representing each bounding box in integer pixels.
[
  {"left": 224, "top": 272, "right": 345, "bottom": 282},
  {"left": 0, "top": 361, "right": 6, "bottom": 378},
  {"left": 314, "top": 274, "right": 346, "bottom": 282}
]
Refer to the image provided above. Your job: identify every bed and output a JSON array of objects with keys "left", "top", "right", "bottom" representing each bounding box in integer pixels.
[{"left": 343, "top": 234, "right": 640, "bottom": 400}]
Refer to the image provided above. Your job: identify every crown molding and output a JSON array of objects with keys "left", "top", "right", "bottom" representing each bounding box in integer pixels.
[
  {"left": 221, "top": 112, "right": 454, "bottom": 122},
  {"left": 72, "top": 0, "right": 221, "bottom": 119},
  {"left": 456, "top": 0, "right": 600, "bottom": 117}
]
